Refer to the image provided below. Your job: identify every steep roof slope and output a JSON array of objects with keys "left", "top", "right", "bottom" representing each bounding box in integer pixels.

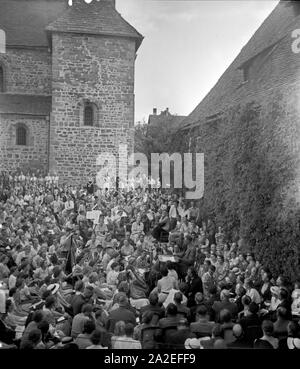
[
  {"left": 46, "top": 0, "right": 143, "bottom": 50},
  {"left": 0, "top": 0, "right": 67, "bottom": 47},
  {"left": 180, "top": 1, "right": 300, "bottom": 130}
]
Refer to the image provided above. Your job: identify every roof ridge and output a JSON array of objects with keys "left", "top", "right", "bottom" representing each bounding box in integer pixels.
[
  {"left": 46, "top": 0, "right": 143, "bottom": 50},
  {"left": 179, "top": 1, "right": 299, "bottom": 130}
]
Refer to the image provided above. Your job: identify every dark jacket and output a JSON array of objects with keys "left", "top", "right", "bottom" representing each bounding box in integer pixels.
[
  {"left": 106, "top": 307, "right": 136, "bottom": 333},
  {"left": 140, "top": 304, "right": 165, "bottom": 324},
  {"left": 168, "top": 328, "right": 196, "bottom": 349},
  {"left": 186, "top": 277, "right": 203, "bottom": 308}
]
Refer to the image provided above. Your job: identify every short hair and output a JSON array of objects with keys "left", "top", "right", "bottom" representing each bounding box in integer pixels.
[
  {"left": 74, "top": 280, "right": 84, "bottom": 292},
  {"left": 90, "top": 329, "right": 102, "bottom": 345},
  {"left": 174, "top": 292, "right": 183, "bottom": 303},
  {"left": 277, "top": 306, "right": 288, "bottom": 319},
  {"left": 196, "top": 304, "right": 207, "bottom": 316},
  {"left": 166, "top": 261, "right": 173, "bottom": 269},
  {"left": 219, "top": 309, "right": 232, "bottom": 323},
  {"left": 262, "top": 320, "right": 274, "bottom": 335},
  {"left": 241, "top": 295, "right": 251, "bottom": 306},
  {"left": 249, "top": 302, "right": 259, "bottom": 315},
  {"left": 125, "top": 323, "right": 134, "bottom": 337},
  {"left": 161, "top": 266, "right": 168, "bottom": 277},
  {"left": 82, "top": 304, "right": 93, "bottom": 314},
  {"left": 232, "top": 324, "right": 243, "bottom": 338},
  {"left": 114, "top": 321, "right": 126, "bottom": 336},
  {"left": 85, "top": 285, "right": 94, "bottom": 293},
  {"left": 95, "top": 309, "right": 103, "bottom": 319},
  {"left": 53, "top": 266, "right": 61, "bottom": 279},
  {"left": 83, "top": 320, "right": 95, "bottom": 334},
  {"left": 149, "top": 292, "right": 158, "bottom": 305},
  {"left": 166, "top": 303, "right": 177, "bottom": 316},
  {"left": 245, "top": 279, "right": 254, "bottom": 288},
  {"left": 32, "top": 310, "right": 44, "bottom": 323},
  {"left": 41, "top": 290, "right": 52, "bottom": 300},
  {"left": 45, "top": 296, "right": 56, "bottom": 309},
  {"left": 142, "top": 310, "right": 154, "bottom": 324},
  {"left": 188, "top": 267, "right": 197, "bottom": 278}
]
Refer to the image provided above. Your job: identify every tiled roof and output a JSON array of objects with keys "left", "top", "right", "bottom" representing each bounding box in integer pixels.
[
  {"left": 0, "top": 94, "right": 52, "bottom": 115},
  {"left": 180, "top": 1, "right": 300, "bottom": 130},
  {"left": 46, "top": 0, "right": 144, "bottom": 50},
  {"left": 148, "top": 114, "right": 186, "bottom": 132},
  {"left": 0, "top": 0, "right": 67, "bottom": 47}
]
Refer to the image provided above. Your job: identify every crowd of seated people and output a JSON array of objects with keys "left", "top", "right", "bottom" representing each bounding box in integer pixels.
[{"left": 0, "top": 170, "right": 300, "bottom": 349}]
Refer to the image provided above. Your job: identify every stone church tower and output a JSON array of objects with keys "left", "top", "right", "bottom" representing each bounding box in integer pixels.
[{"left": 0, "top": 0, "right": 143, "bottom": 183}]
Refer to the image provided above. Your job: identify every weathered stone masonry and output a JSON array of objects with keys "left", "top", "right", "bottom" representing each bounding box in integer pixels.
[{"left": 0, "top": 0, "right": 143, "bottom": 182}]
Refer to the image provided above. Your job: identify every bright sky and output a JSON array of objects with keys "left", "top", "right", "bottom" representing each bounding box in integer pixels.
[{"left": 116, "top": 0, "right": 279, "bottom": 123}]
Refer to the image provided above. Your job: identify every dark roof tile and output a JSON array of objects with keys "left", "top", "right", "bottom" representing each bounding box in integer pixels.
[
  {"left": 0, "top": 0, "right": 67, "bottom": 47},
  {"left": 180, "top": 1, "right": 300, "bottom": 130},
  {"left": 0, "top": 94, "right": 52, "bottom": 115},
  {"left": 46, "top": 0, "right": 143, "bottom": 50}
]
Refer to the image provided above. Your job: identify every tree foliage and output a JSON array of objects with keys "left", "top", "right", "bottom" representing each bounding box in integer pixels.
[{"left": 178, "top": 93, "right": 300, "bottom": 280}]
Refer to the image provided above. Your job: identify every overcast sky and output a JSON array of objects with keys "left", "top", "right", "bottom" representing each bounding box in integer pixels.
[{"left": 116, "top": 0, "right": 278, "bottom": 123}]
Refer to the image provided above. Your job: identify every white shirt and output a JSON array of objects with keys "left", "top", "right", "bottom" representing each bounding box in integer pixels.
[{"left": 169, "top": 205, "right": 178, "bottom": 219}]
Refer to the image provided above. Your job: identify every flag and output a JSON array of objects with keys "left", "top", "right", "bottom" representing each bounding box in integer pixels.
[{"left": 65, "top": 235, "right": 76, "bottom": 275}]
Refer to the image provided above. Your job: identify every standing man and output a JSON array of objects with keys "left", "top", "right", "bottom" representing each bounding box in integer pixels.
[{"left": 169, "top": 200, "right": 179, "bottom": 231}]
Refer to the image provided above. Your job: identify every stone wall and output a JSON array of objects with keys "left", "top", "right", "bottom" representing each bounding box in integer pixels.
[
  {"left": 49, "top": 33, "right": 136, "bottom": 183},
  {"left": 174, "top": 34, "right": 300, "bottom": 278},
  {"left": 0, "top": 48, "right": 51, "bottom": 95},
  {"left": 0, "top": 114, "right": 49, "bottom": 173}
]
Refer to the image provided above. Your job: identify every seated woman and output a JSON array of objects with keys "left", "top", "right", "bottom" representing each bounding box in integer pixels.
[
  {"left": 14, "top": 277, "right": 38, "bottom": 314},
  {"left": 33, "top": 260, "right": 49, "bottom": 282},
  {"left": 4, "top": 299, "right": 27, "bottom": 329},
  {"left": 120, "top": 240, "right": 135, "bottom": 260},
  {"left": 131, "top": 215, "right": 144, "bottom": 244},
  {"left": 106, "top": 262, "right": 120, "bottom": 288}
]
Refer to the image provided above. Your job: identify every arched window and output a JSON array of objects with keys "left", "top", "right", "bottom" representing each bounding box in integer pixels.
[
  {"left": 16, "top": 125, "right": 27, "bottom": 146},
  {"left": 0, "top": 65, "right": 4, "bottom": 92},
  {"left": 84, "top": 103, "right": 94, "bottom": 126}
]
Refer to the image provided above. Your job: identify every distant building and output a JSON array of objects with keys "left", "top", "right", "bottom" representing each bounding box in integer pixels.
[{"left": 148, "top": 107, "right": 186, "bottom": 133}]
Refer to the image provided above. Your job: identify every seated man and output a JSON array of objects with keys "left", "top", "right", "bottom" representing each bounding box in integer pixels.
[
  {"left": 190, "top": 305, "right": 214, "bottom": 338},
  {"left": 168, "top": 318, "right": 196, "bottom": 349}
]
